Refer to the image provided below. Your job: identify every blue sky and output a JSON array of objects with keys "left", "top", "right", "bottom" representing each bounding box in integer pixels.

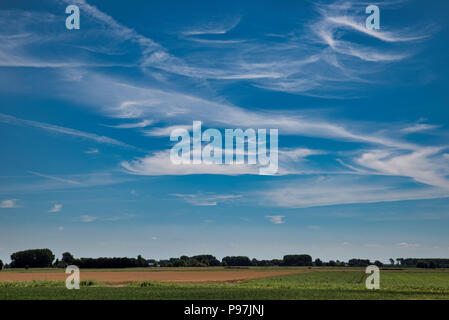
[{"left": 1, "top": 0, "right": 449, "bottom": 263}]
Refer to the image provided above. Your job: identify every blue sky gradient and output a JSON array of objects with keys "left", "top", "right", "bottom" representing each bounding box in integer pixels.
[{"left": 1, "top": 0, "right": 449, "bottom": 263}]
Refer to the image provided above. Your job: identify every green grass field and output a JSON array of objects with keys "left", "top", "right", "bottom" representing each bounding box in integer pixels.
[{"left": 1, "top": 268, "right": 448, "bottom": 300}]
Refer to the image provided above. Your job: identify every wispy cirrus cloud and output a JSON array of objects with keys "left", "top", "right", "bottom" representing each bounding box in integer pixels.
[
  {"left": 85, "top": 148, "right": 99, "bottom": 154},
  {"left": 60, "top": 72, "right": 424, "bottom": 149},
  {"left": 258, "top": 175, "right": 449, "bottom": 208},
  {"left": 0, "top": 9, "right": 133, "bottom": 68},
  {"left": 79, "top": 213, "right": 137, "bottom": 223},
  {"left": 181, "top": 16, "right": 241, "bottom": 35},
  {"left": 103, "top": 120, "right": 153, "bottom": 129},
  {"left": 1, "top": 1, "right": 447, "bottom": 199},
  {"left": 0, "top": 0, "right": 434, "bottom": 98},
  {"left": 400, "top": 123, "right": 441, "bottom": 134},
  {"left": 310, "top": 0, "right": 432, "bottom": 62},
  {"left": 81, "top": 70, "right": 448, "bottom": 184},
  {"left": 28, "top": 171, "right": 84, "bottom": 186},
  {"left": 0, "top": 171, "right": 127, "bottom": 194},
  {"left": 0, "top": 113, "right": 135, "bottom": 149},
  {"left": 121, "top": 145, "right": 324, "bottom": 176},
  {"left": 121, "top": 150, "right": 260, "bottom": 176},
  {"left": 353, "top": 147, "right": 449, "bottom": 190},
  {"left": 171, "top": 193, "right": 242, "bottom": 206},
  {"left": 144, "top": 125, "right": 192, "bottom": 137}
]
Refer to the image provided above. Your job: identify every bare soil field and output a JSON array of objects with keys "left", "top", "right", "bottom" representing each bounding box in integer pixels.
[{"left": 0, "top": 269, "right": 307, "bottom": 284}]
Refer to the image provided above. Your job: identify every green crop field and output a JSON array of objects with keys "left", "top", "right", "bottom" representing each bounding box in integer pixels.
[{"left": 1, "top": 268, "right": 448, "bottom": 300}]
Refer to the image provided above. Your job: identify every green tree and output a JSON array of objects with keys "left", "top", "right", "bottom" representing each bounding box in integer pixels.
[
  {"left": 10, "top": 249, "right": 55, "bottom": 268},
  {"left": 282, "top": 255, "right": 313, "bottom": 266},
  {"left": 348, "top": 259, "right": 371, "bottom": 267},
  {"left": 389, "top": 258, "right": 395, "bottom": 265},
  {"left": 147, "top": 259, "right": 158, "bottom": 267},
  {"left": 62, "top": 252, "right": 75, "bottom": 265},
  {"left": 314, "top": 258, "right": 323, "bottom": 266},
  {"left": 222, "top": 256, "right": 252, "bottom": 266},
  {"left": 191, "top": 255, "right": 221, "bottom": 267},
  {"left": 0, "top": 259, "right": 3, "bottom": 270},
  {"left": 137, "top": 255, "right": 147, "bottom": 267},
  {"left": 374, "top": 260, "right": 384, "bottom": 267}
]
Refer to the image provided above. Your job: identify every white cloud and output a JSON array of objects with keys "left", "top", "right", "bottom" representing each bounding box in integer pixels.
[
  {"left": 85, "top": 148, "right": 99, "bottom": 154},
  {"left": 401, "top": 123, "right": 440, "bottom": 134},
  {"left": 0, "top": 9, "right": 133, "bottom": 68},
  {"left": 396, "top": 242, "right": 420, "bottom": 249},
  {"left": 258, "top": 176, "right": 449, "bottom": 208},
  {"left": 309, "top": 1, "right": 431, "bottom": 64},
  {"left": 307, "top": 225, "right": 321, "bottom": 231},
  {"left": 144, "top": 125, "right": 191, "bottom": 137},
  {"left": 266, "top": 215, "right": 285, "bottom": 224},
  {"left": 171, "top": 193, "right": 242, "bottom": 206},
  {"left": 68, "top": 73, "right": 423, "bottom": 151},
  {"left": 49, "top": 204, "right": 62, "bottom": 213},
  {"left": 79, "top": 213, "right": 136, "bottom": 223},
  {"left": 280, "top": 148, "right": 324, "bottom": 160},
  {"left": 1, "top": 0, "right": 432, "bottom": 99},
  {"left": 121, "top": 150, "right": 261, "bottom": 176},
  {"left": 354, "top": 147, "right": 449, "bottom": 190},
  {"left": 0, "top": 199, "right": 18, "bottom": 208},
  {"left": 182, "top": 17, "right": 241, "bottom": 35},
  {"left": 1, "top": 1, "right": 445, "bottom": 194},
  {"left": 58, "top": 226, "right": 64, "bottom": 232},
  {"left": 104, "top": 119, "right": 153, "bottom": 129}
]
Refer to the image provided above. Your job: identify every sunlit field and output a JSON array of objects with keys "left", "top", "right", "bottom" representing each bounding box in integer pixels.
[{"left": 1, "top": 267, "right": 448, "bottom": 300}]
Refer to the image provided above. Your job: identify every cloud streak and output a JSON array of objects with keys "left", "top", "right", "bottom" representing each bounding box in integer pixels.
[
  {"left": 257, "top": 175, "right": 449, "bottom": 208},
  {"left": 0, "top": 113, "right": 135, "bottom": 149},
  {"left": 171, "top": 193, "right": 242, "bottom": 206}
]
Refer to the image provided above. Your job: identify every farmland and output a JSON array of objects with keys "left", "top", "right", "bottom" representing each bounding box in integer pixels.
[{"left": 1, "top": 267, "right": 448, "bottom": 300}]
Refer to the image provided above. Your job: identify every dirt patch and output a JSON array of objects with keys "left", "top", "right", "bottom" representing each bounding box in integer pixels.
[{"left": 0, "top": 270, "right": 306, "bottom": 284}]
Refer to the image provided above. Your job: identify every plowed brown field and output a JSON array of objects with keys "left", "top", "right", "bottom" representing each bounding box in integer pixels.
[{"left": 0, "top": 269, "right": 307, "bottom": 284}]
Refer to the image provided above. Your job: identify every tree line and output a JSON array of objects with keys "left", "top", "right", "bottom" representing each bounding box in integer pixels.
[{"left": 1, "top": 249, "right": 447, "bottom": 269}]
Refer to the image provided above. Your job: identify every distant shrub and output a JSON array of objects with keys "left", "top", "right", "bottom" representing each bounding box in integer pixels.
[
  {"left": 80, "top": 279, "right": 99, "bottom": 286},
  {"left": 128, "top": 281, "right": 156, "bottom": 287}
]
